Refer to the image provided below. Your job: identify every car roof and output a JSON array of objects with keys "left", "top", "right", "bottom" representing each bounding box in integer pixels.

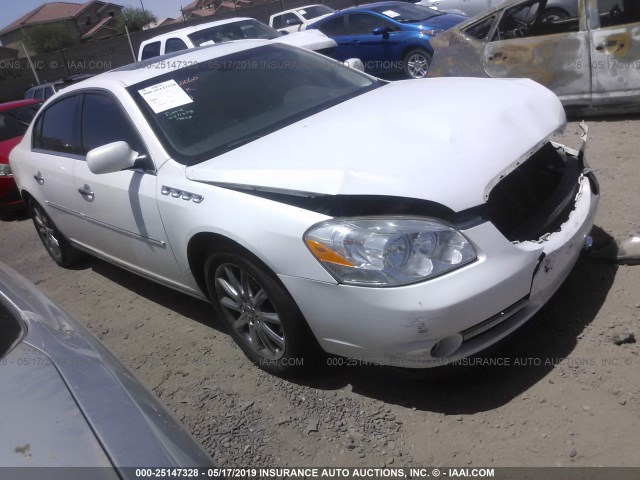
[
  {"left": 336, "top": 1, "right": 423, "bottom": 14},
  {"left": 141, "top": 17, "right": 257, "bottom": 42},
  {"left": 58, "top": 39, "right": 274, "bottom": 92},
  {"left": 0, "top": 99, "right": 42, "bottom": 111}
]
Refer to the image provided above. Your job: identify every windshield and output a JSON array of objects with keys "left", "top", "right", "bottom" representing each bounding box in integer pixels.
[
  {"left": 371, "top": 3, "right": 443, "bottom": 22},
  {"left": 188, "top": 19, "right": 280, "bottom": 46},
  {"left": 0, "top": 104, "right": 41, "bottom": 142},
  {"left": 298, "top": 5, "right": 335, "bottom": 19},
  {"left": 129, "top": 44, "right": 380, "bottom": 165}
]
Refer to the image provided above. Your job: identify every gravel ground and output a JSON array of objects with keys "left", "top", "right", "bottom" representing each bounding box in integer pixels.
[{"left": 0, "top": 116, "right": 638, "bottom": 468}]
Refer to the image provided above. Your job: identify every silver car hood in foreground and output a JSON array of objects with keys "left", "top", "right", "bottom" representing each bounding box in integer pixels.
[
  {"left": 0, "top": 263, "right": 214, "bottom": 474},
  {"left": 186, "top": 77, "right": 565, "bottom": 212}
]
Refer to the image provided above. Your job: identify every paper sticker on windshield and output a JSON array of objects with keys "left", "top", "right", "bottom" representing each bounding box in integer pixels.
[
  {"left": 382, "top": 9, "right": 400, "bottom": 17},
  {"left": 138, "top": 79, "right": 193, "bottom": 114},
  {"left": 297, "top": 9, "right": 307, "bottom": 14}
]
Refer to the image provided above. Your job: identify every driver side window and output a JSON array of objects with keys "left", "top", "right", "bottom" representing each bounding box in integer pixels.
[
  {"left": 345, "top": 14, "right": 393, "bottom": 35},
  {"left": 80, "top": 93, "right": 146, "bottom": 157},
  {"left": 492, "top": 0, "right": 579, "bottom": 41}
]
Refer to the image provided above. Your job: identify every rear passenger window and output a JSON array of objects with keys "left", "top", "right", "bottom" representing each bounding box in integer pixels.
[
  {"left": 80, "top": 94, "right": 144, "bottom": 155},
  {"left": 597, "top": 0, "right": 640, "bottom": 27},
  {"left": 34, "top": 96, "right": 79, "bottom": 153},
  {"left": 317, "top": 16, "right": 346, "bottom": 35},
  {"left": 165, "top": 38, "right": 188, "bottom": 54},
  {"left": 272, "top": 14, "right": 285, "bottom": 30},
  {"left": 34, "top": 88, "right": 44, "bottom": 100},
  {"left": 141, "top": 41, "right": 161, "bottom": 60}
]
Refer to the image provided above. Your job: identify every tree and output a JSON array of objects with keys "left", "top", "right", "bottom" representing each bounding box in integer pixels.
[
  {"left": 26, "top": 24, "right": 76, "bottom": 54},
  {"left": 118, "top": 7, "right": 158, "bottom": 32}
]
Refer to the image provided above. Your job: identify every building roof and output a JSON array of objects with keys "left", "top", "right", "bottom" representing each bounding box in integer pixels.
[
  {"left": 81, "top": 15, "right": 114, "bottom": 38},
  {"left": 0, "top": 1, "right": 123, "bottom": 36}
]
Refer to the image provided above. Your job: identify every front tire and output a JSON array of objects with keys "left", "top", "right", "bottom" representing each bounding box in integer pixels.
[
  {"left": 29, "top": 199, "right": 81, "bottom": 267},
  {"left": 205, "top": 251, "right": 318, "bottom": 376},
  {"left": 404, "top": 49, "right": 432, "bottom": 79}
]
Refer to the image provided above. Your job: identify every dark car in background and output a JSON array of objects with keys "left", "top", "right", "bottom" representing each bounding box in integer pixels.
[
  {"left": 0, "top": 99, "right": 41, "bottom": 217},
  {"left": 0, "top": 262, "right": 215, "bottom": 472},
  {"left": 308, "top": 1, "right": 467, "bottom": 78},
  {"left": 24, "top": 74, "right": 93, "bottom": 101}
]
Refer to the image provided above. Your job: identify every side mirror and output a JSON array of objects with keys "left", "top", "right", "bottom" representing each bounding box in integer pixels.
[
  {"left": 373, "top": 27, "right": 389, "bottom": 38},
  {"left": 343, "top": 58, "right": 365, "bottom": 71},
  {"left": 286, "top": 18, "right": 303, "bottom": 26},
  {"left": 86, "top": 141, "right": 139, "bottom": 175}
]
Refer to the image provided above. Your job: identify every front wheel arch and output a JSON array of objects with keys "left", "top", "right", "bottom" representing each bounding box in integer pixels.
[{"left": 187, "top": 232, "right": 283, "bottom": 302}]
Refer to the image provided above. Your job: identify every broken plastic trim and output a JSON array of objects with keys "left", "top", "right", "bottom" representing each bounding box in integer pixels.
[{"left": 485, "top": 142, "right": 584, "bottom": 242}]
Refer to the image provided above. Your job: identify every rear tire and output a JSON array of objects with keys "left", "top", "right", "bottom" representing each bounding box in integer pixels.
[
  {"left": 205, "top": 251, "right": 320, "bottom": 376},
  {"left": 29, "top": 199, "right": 82, "bottom": 267}
]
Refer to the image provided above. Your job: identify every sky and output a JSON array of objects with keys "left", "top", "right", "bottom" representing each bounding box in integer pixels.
[{"left": 1, "top": 0, "right": 188, "bottom": 31}]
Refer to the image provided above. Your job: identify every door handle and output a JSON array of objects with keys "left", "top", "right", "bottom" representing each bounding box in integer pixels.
[
  {"left": 33, "top": 171, "right": 44, "bottom": 185},
  {"left": 596, "top": 40, "right": 625, "bottom": 53},
  {"left": 78, "top": 184, "right": 94, "bottom": 201},
  {"left": 352, "top": 40, "right": 360, "bottom": 45},
  {"left": 488, "top": 52, "right": 508, "bottom": 62}
]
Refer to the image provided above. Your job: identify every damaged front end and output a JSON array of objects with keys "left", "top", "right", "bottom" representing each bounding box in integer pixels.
[{"left": 484, "top": 123, "right": 598, "bottom": 243}]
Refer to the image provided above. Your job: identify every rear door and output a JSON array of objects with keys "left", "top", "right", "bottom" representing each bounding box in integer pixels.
[
  {"left": 314, "top": 15, "right": 352, "bottom": 60},
  {"left": 482, "top": 0, "right": 592, "bottom": 107},
  {"left": 28, "top": 95, "right": 83, "bottom": 236},
  {"left": 588, "top": 0, "right": 640, "bottom": 108}
]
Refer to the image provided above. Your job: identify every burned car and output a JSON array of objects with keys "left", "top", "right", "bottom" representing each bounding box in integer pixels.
[
  {"left": 10, "top": 41, "right": 598, "bottom": 375},
  {"left": 428, "top": 0, "right": 640, "bottom": 114}
]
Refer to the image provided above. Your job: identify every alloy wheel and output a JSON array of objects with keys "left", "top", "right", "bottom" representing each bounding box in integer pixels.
[
  {"left": 406, "top": 52, "right": 430, "bottom": 79},
  {"left": 214, "top": 263, "right": 285, "bottom": 360},
  {"left": 32, "top": 205, "right": 63, "bottom": 263}
]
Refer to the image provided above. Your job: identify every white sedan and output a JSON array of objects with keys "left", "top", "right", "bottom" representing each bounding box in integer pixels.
[{"left": 10, "top": 40, "right": 598, "bottom": 375}]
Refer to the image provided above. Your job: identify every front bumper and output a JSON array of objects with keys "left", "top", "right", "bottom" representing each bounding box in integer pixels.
[{"left": 280, "top": 172, "right": 598, "bottom": 368}]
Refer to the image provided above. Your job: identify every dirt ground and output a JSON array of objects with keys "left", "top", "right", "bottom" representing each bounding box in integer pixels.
[{"left": 0, "top": 116, "right": 638, "bottom": 469}]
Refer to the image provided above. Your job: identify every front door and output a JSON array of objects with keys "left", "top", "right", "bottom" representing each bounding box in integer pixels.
[
  {"left": 482, "top": 0, "right": 592, "bottom": 107},
  {"left": 72, "top": 92, "right": 180, "bottom": 283}
]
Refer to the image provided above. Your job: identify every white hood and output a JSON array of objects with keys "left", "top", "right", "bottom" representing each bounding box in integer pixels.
[
  {"left": 186, "top": 77, "right": 566, "bottom": 212},
  {"left": 272, "top": 29, "right": 337, "bottom": 51}
]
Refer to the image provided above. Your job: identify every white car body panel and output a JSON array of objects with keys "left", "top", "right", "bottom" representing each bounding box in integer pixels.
[
  {"left": 186, "top": 77, "right": 565, "bottom": 212},
  {"left": 9, "top": 40, "right": 598, "bottom": 368},
  {"left": 269, "top": 5, "right": 335, "bottom": 33},
  {"left": 137, "top": 18, "right": 336, "bottom": 61}
]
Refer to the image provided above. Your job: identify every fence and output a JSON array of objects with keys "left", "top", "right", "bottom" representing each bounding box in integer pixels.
[{"left": 0, "top": 0, "right": 360, "bottom": 101}]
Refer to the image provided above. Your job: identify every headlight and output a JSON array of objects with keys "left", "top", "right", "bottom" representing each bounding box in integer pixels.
[
  {"left": 304, "top": 217, "right": 476, "bottom": 287},
  {"left": 0, "top": 164, "right": 12, "bottom": 176}
]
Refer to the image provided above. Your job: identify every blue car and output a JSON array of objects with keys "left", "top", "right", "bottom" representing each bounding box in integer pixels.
[{"left": 308, "top": 1, "right": 466, "bottom": 78}]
